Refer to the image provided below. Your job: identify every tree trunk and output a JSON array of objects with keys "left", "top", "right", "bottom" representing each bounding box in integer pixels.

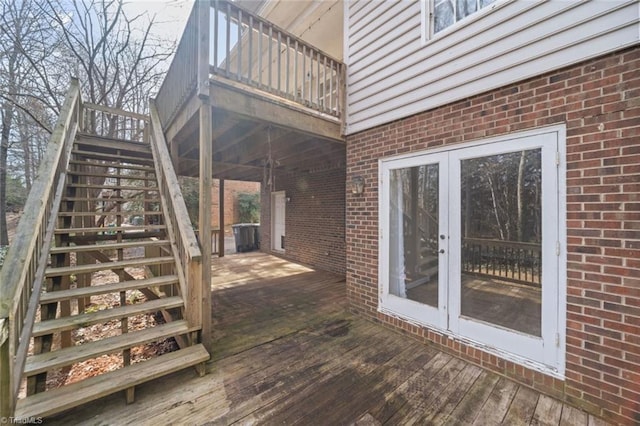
[
  {"left": 486, "top": 172, "right": 505, "bottom": 241},
  {"left": 516, "top": 150, "right": 526, "bottom": 242},
  {"left": 0, "top": 103, "right": 14, "bottom": 245},
  {"left": 20, "top": 115, "right": 33, "bottom": 190}
]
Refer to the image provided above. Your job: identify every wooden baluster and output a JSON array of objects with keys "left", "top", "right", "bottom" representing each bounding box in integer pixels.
[
  {"left": 316, "top": 51, "right": 320, "bottom": 107},
  {"left": 277, "top": 31, "right": 282, "bottom": 93},
  {"left": 286, "top": 36, "right": 290, "bottom": 97},
  {"left": 258, "top": 21, "right": 263, "bottom": 88},
  {"left": 225, "top": 2, "right": 231, "bottom": 76},
  {"left": 301, "top": 45, "right": 306, "bottom": 101},
  {"left": 213, "top": 1, "right": 218, "bottom": 68},
  {"left": 268, "top": 25, "right": 273, "bottom": 90},
  {"left": 248, "top": 16, "right": 253, "bottom": 83},
  {"left": 294, "top": 40, "right": 299, "bottom": 102}
]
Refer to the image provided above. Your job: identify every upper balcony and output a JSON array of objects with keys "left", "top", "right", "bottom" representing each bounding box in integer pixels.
[{"left": 154, "top": 0, "right": 346, "bottom": 182}]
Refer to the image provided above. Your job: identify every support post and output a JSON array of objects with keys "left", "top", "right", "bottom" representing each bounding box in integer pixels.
[
  {"left": 197, "top": 0, "right": 212, "bottom": 353},
  {"left": 199, "top": 104, "right": 212, "bottom": 353},
  {"left": 219, "top": 179, "right": 225, "bottom": 257}
]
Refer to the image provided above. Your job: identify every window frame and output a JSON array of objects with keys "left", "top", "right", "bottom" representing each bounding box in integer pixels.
[{"left": 421, "top": 0, "right": 508, "bottom": 45}]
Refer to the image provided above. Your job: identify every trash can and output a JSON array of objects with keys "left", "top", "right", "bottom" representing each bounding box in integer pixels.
[
  {"left": 232, "top": 223, "right": 260, "bottom": 252},
  {"left": 253, "top": 224, "right": 260, "bottom": 249}
]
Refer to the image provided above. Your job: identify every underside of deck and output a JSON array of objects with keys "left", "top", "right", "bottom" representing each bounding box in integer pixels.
[
  {"left": 44, "top": 253, "right": 606, "bottom": 425},
  {"left": 165, "top": 78, "right": 345, "bottom": 182}
]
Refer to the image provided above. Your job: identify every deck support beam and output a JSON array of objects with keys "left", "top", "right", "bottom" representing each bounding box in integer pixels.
[
  {"left": 197, "top": 0, "right": 212, "bottom": 354},
  {"left": 199, "top": 103, "right": 212, "bottom": 354}
]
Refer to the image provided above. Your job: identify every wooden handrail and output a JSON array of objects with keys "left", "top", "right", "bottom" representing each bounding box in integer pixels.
[
  {"left": 0, "top": 79, "right": 81, "bottom": 417},
  {"left": 155, "top": 3, "right": 199, "bottom": 128},
  {"left": 462, "top": 237, "right": 541, "bottom": 251},
  {"left": 148, "top": 100, "right": 203, "bottom": 335},
  {"left": 83, "top": 102, "right": 149, "bottom": 121},
  {"left": 155, "top": 0, "right": 345, "bottom": 130},
  {"left": 81, "top": 102, "right": 149, "bottom": 143}
]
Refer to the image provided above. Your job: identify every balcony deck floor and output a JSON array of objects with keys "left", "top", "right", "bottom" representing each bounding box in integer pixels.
[{"left": 45, "top": 252, "right": 607, "bottom": 425}]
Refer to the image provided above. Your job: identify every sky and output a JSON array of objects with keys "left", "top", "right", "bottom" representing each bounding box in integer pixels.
[{"left": 121, "top": 0, "right": 194, "bottom": 46}]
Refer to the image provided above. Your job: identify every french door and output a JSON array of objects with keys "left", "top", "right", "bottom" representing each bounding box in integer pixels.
[{"left": 379, "top": 131, "right": 564, "bottom": 373}]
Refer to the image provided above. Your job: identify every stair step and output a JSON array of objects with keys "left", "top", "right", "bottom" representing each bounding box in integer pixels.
[
  {"left": 67, "top": 171, "right": 157, "bottom": 181},
  {"left": 72, "top": 149, "right": 153, "bottom": 165},
  {"left": 15, "top": 344, "right": 209, "bottom": 419},
  {"left": 50, "top": 240, "right": 169, "bottom": 254},
  {"left": 45, "top": 256, "right": 174, "bottom": 277},
  {"left": 76, "top": 135, "right": 151, "bottom": 154},
  {"left": 54, "top": 225, "right": 165, "bottom": 235},
  {"left": 32, "top": 296, "right": 184, "bottom": 337},
  {"left": 68, "top": 231, "right": 165, "bottom": 244},
  {"left": 61, "top": 197, "right": 159, "bottom": 203},
  {"left": 65, "top": 184, "right": 158, "bottom": 191},
  {"left": 24, "top": 320, "right": 192, "bottom": 376},
  {"left": 39, "top": 275, "right": 178, "bottom": 303},
  {"left": 69, "top": 160, "right": 156, "bottom": 173},
  {"left": 57, "top": 211, "right": 162, "bottom": 218}
]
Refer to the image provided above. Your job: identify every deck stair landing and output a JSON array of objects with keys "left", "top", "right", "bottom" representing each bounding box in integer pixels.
[{"left": 13, "top": 128, "right": 209, "bottom": 419}]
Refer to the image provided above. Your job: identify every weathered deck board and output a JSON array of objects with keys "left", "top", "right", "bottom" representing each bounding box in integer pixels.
[
  {"left": 42, "top": 253, "right": 609, "bottom": 425},
  {"left": 503, "top": 385, "right": 541, "bottom": 425},
  {"left": 472, "top": 377, "right": 519, "bottom": 424},
  {"left": 442, "top": 370, "right": 501, "bottom": 425}
]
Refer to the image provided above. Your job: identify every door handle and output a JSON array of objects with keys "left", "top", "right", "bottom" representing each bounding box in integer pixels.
[{"left": 439, "top": 249, "right": 445, "bottom": 254}]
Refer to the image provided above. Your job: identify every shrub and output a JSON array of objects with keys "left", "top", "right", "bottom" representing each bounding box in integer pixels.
[{"left": 238, "top": 192, "right": 260, "bottom": 223}]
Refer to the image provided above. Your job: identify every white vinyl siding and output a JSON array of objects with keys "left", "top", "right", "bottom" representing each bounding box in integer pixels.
[{"left": 345, "top": 0, "right": 640, "bottom": 135}]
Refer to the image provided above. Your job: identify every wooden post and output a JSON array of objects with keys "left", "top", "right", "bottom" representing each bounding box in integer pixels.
[
  {"left": 199, "top": 103, "right": 212, "bottom": 353},
  {"left": 219, "top": 179, "right": 225, "bottom": 257},
  {"left": 0, "top": 320, "right": 12, "bottom": 418},
  {"left": 170, "top": 138, "right": 180, "bottom": 172},
  {"left": 197, "top": 0, "right": 212, "bottom": 354}
]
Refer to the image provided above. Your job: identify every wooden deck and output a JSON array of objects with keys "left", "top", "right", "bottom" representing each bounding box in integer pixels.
[{"left": 44, "top": 252, "right": 607, "bottom": 425}]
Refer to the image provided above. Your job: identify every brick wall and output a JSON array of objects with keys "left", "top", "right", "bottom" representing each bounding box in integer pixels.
[
  {"left": 210, "top": 179, "right": 260, "bottom": 232},
  {"left": 346, "top": 46, "right": 640, "bottom": 424},
  {"left": 261, "top": 168, "right": 346, "bottom": 275}
]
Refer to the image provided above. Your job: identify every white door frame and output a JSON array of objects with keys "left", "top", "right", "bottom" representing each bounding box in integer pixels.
[
  {"left": 378, "top": 126, "right": 566, "bottom": 376},
  {"left": 447, "top": 133, "right": 559, "bottom": 369},
  {"left": 271, "top": 191, "right": 286, "bottom": 252},
  {"left": 379, "top": 151, "right": 448, "bottom": 329}
]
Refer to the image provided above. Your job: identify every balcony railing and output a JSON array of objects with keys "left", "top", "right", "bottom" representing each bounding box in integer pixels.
[
  {"left": 462, "top": 238, "right": 541, "bottom": 287},
  {"left": 156, "top": 0, "right": 345, "bottom": 130}
]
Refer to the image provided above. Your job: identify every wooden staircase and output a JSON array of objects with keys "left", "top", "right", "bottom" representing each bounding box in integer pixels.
[{"left": 1, "top": 90, "right": 209, "bottom": 420}]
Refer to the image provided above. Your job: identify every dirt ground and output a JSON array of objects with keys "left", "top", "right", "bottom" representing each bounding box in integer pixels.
[{"left": 6, "top": 212, "right": 177, "bottom": 395}]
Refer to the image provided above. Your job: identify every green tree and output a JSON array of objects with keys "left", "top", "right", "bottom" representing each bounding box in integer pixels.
[{"left": 238, "top": 192, "right": 260, "bottom": 223}]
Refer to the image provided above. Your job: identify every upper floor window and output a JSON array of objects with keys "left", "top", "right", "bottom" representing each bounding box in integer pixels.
[{"left": 431, "top": 0, "right": 497, "bottom": 35}]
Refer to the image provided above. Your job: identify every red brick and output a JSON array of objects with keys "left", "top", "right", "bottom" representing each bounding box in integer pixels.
[{"left": 346, "top": 46, "right": 640, "bottom": 423}]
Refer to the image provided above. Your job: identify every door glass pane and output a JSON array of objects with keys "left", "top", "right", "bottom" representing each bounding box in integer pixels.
[
  {"left": 389, "top": 164, "right": 439, "bottom": 307},
  {"left": 460, "top": 149, "right": 542, "bottom": 336}
]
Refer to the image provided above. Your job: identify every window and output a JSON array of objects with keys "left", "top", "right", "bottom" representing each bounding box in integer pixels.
[
  {"left": 379, "top": 128, "right": 566, "bottom": 375},
  {"left": 423, "top": 0, "right": 499, "bottom": 40}
]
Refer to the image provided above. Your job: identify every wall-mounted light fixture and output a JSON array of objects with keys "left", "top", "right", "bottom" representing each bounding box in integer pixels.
[
  {"left": 285, "top": 196, "right": 291, "bottom": 203},
  {"left": 351, "top": 176, "right": 365, "bottom": 195}
]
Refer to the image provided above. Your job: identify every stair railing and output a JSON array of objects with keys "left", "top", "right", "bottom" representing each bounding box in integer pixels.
[
  {"left": 81, "top": 102, "right": 149, "bottom": 142},
  {"left": 147, "top": 101, "right": 203, "bottom": 339},
  {"left": 0, "top": 79, "right": 81, "bottom": 417},
  {"left": 155, "top": 2, "right": 199, "bottom": 130}
]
